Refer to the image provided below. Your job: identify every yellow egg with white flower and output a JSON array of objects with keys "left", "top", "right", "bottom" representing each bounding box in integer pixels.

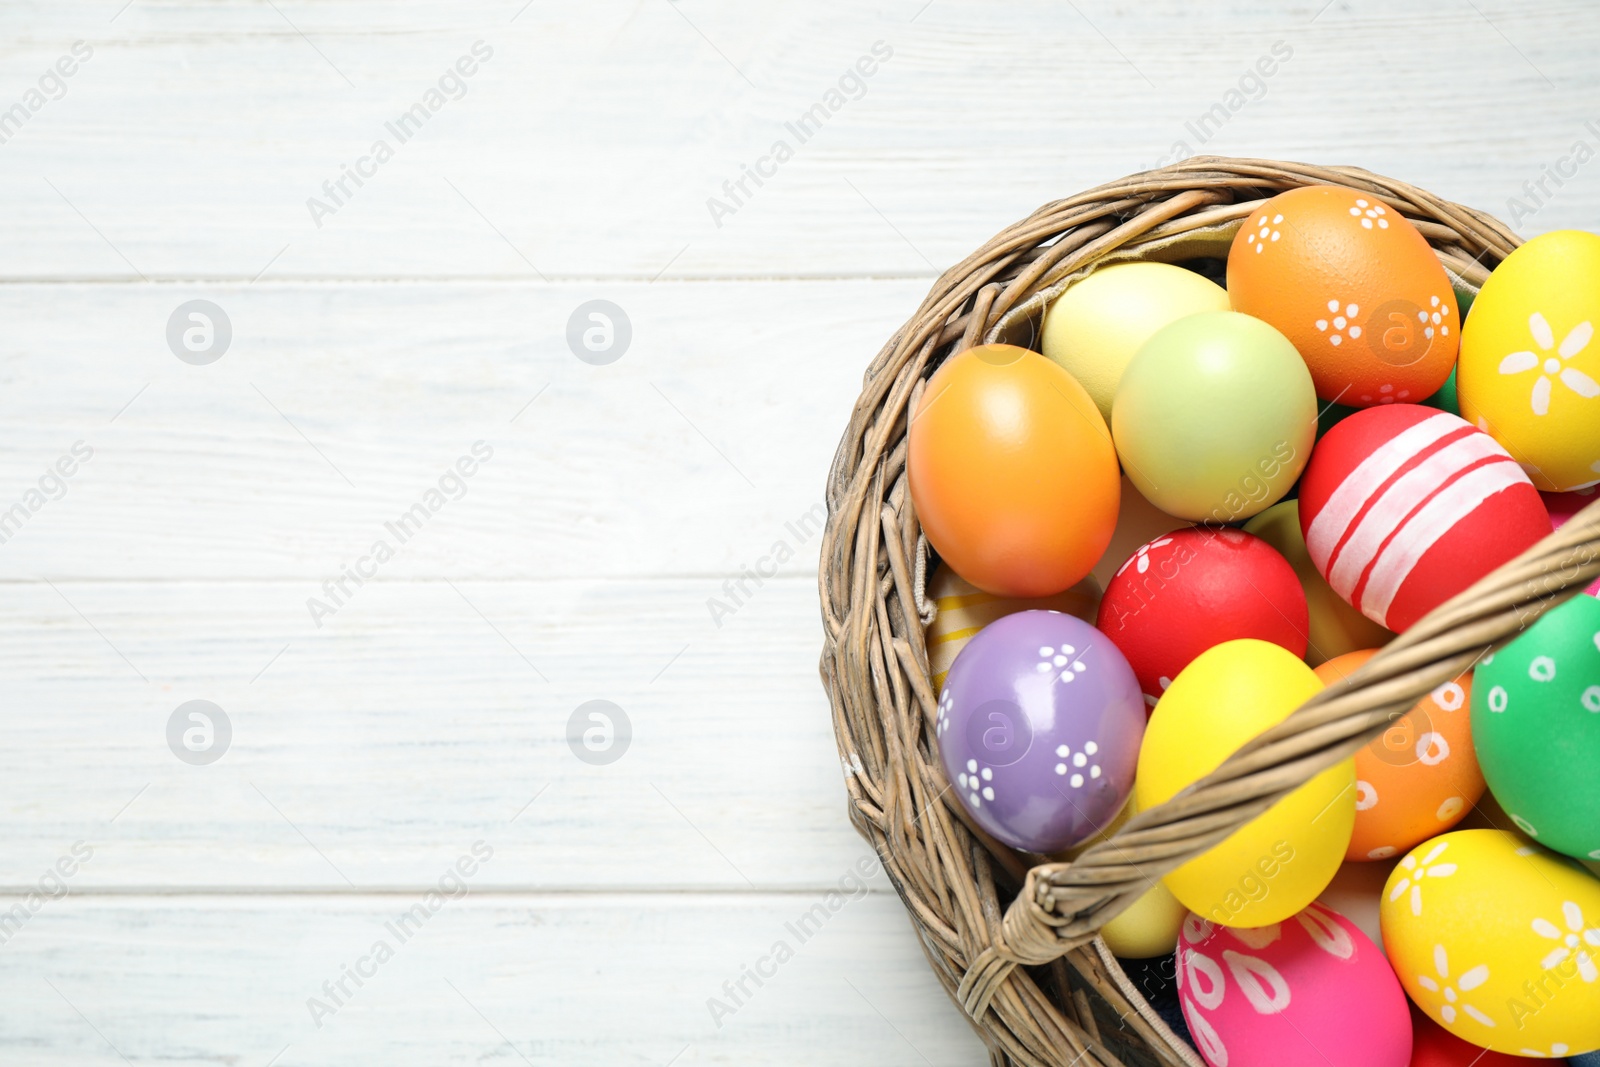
[
  {"left": 1459, "top": 230, "right": 1600, "bottom": 491},
  {"left": 1379, "top": 829, "right": 1600, "bottom": 1057}
]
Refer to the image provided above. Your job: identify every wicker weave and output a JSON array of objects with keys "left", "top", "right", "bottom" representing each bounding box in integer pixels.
[{"left": 817, "top": 157, "right": 1600, "bottom": 1067}]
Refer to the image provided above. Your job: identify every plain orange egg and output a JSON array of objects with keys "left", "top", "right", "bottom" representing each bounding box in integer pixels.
[
  {"left": 1315, "top": 649, "right": 1485, "bottom": 862},
  {"left": 907, "top": 344, "right": 1119, "bottom": 597},
  {"left": 1228, "top": 184, "right": 1459, "bottom": 408}
]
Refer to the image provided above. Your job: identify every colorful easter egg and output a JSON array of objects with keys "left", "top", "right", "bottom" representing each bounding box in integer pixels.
[
  {"left": 936, "top": 610, "right": 1144, "bottom": 852},
  {"left": 1298, "top": 405, "right": 1550, "bottom": 632},
  {"left": 1177, "top": 903, "right": 1412, "bottom": 1067},
  {"left": 1096, "top": 527, "right": 1308, "bottom": 709},
  {"left": 1471, "top": 594, "right": 1600, "bottom": 862},
  {"left": 1542, "top": 487, "right": 1600, "bottom": 598},
  {"left": 1316, "top": 650, "right": 1484, "bottom": 861},
  {"left": 909, "top": 344, "right": 1120, "bottom": 597},
  {"left": 1090, "top": 474, "right": 1192, "bottom": 590},
  {"left": 1228, "top": 185, "right": 1460, "bottom": 407},
  {"left": 1244, "top": 500, "right": 1394, "bottom": 666},
  {"left": 1380, "top": 829, "right": 1600, "bottom": 1057},
  {"left": 1041, "top": 261, "right": 1231, "bottom": 421},
  {"left": 1137, "top": 640, "right": 1354, "bottom": 926},
  {"left": 1113, "top": 311, "right": 1317, "bottom": 523},
  {"left": 1409, "top": 1007, "right": 1532, "bottom": 1066},
  {"left": 923, "top": 567, "right": 1100, "bottom": 692},
  {"left": 1458, "top": 230, "right": 1600, "bottom": 492}
]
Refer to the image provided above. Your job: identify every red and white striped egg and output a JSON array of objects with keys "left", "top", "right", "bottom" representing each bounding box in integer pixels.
[{"left": 1297, "top": 405, "right": 1550, "bottom": 633}]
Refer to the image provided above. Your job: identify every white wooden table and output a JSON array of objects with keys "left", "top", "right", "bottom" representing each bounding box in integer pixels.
[{"left": 0, "top": 2, "right": 1596, "bottom": 1063}]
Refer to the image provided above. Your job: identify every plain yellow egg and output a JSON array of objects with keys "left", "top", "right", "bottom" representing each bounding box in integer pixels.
[
  {"left": 1040, "top": 261, "right": 1230, "bottom": 422},
  {"left": 1101, "top": 879, "right": 1188, "bottom": 959},
  {"left": 1136, "top": 639, "right": 1354, "bottom": 927}
]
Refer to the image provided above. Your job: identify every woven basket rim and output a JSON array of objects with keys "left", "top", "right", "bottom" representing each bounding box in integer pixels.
[{"left": 817, "top": 155, "right": 1600, "bottom": 1067}]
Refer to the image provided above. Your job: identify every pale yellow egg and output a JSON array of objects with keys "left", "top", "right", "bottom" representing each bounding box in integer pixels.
[
  {"left": 1041, "top": 262, "right": 1230, "bottom": 422},
  {"left": 1101, "top": 880, "right": 1188, "bottom": 959}
]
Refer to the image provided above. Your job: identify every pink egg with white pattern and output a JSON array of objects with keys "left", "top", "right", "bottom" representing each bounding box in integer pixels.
[{"left": 1177, "top": 902, "right": 1412, "bottom": 1067}]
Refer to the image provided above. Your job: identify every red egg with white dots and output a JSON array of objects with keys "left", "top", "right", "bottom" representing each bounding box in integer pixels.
[
  {"left": 1297, "top": 405, "right": 1550, "bottom": 633},
  {"left": 1095, "top": 527, "right": 1309, "bottom": 709}
]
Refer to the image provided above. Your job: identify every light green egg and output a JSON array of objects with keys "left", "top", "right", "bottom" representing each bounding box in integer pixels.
[{"left": 1112, "top": 311, "right": 1317, "bottom": 523}]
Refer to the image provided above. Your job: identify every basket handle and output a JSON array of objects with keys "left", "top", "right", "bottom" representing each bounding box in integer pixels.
[{"left": 959, "top": 495, "right": 1600, "bottom": 1019}]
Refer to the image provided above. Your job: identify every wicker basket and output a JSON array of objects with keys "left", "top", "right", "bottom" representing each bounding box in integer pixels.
[{"left": 817, "top": 157, "right": 1600, "bottom": 1067}]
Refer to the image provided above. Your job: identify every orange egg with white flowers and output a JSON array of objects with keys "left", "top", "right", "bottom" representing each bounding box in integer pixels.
[
  {"left": 1315, "top": 649, "right": 1485, "bottom": 862},
  {"left": 1227, "top": 184, "right": 1460, "bottom": 408},
  {"left": 908, "top": 344, "right": 1119, "bottom": 598}
]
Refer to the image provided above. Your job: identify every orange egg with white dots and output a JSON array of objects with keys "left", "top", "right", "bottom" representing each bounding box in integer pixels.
[
  {"left": 1315, "top": 650, "right": 1486, "bottom": 862},
  {"left": 1228, "top": 184, "right": 1460, "bottom": 407}
]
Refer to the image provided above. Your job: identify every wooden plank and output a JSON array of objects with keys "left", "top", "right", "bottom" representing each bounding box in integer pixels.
[
  {"left": 0, "top": 2, "right": 1593, "bottom": 280},
  {"left": 0, "top": 576, "right": 886, "bottom": 891},
  {"left": 0, "top": 279, "right": 910, "bottom": 581},
  {"left": 0, "top": 893, "right": 990, "bottom": 1065}
]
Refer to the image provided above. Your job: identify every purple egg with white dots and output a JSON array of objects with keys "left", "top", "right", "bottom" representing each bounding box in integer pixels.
[{"left": 935, "top": 609, "right": 1145, "bottom": 853}]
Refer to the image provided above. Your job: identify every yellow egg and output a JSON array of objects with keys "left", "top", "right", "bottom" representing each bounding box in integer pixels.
[
  {"left": 1380, "top": 829, "right": 1600, "bottom": 1057},
  {"left": 1243, "top": 499, "right": 1393, "bottom": 666},
  {"left": 922, "top": 566, "right": 1099, "bottom": 691},
  {"left": 1136, "top": 639, "right": 1355, "bottom": 926},
  {"left": 1101, "top": 880, "right": 1188, "bottom": 959},
  {"left": 1040, "top": 262, "right": 1230, "bottom": 422},
  {"left": 1459, "top": 230, "right": 1600, "bottom": 492}
]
